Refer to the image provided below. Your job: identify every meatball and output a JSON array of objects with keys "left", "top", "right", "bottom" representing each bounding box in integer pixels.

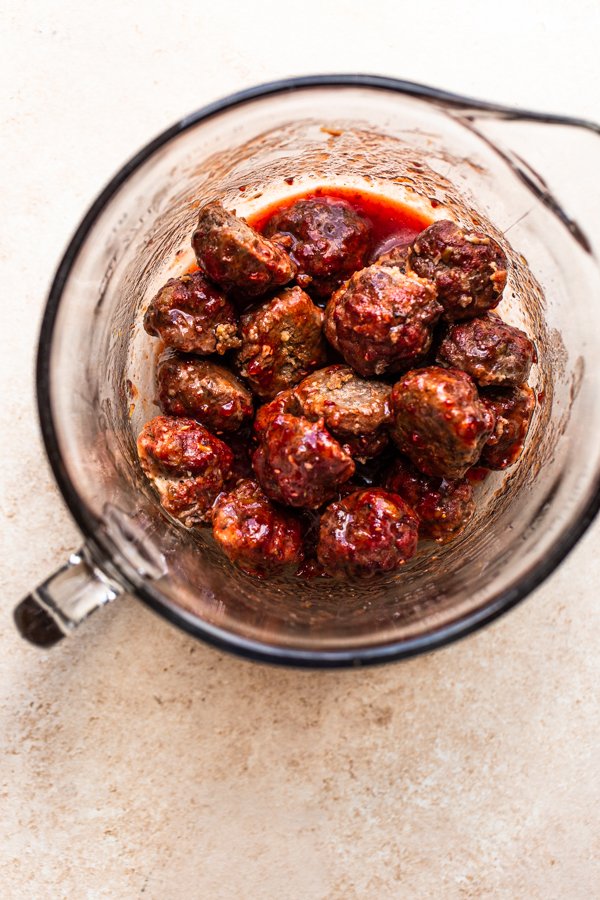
[
  {"left": 317, "top": 489, "right": 419, "bottom": 578},
  {"left": 253, "top": 413, "right": 355, "bottom": 508},
  {"left": 408, "top": 220, "right": 508, "bottom": 321},
  {"left": 324, "top": 265, "right": 441, "bottom": 377},
  {"left": 264, "top": 197, "right": 372, "bottom": 298},
  {"left": 212, "top": 479, "right": 304, "bottom": 577},
  {"left": 436, "top": 313, "right": 537, "bottom": 387},
  {"left": 389, "top": 366, "right": 495, "bottom": 479},
  {"left": 480, "top": 385, "right": 535, "bottom": 469},
  {"left": 143, "top": 270, "right": 240, "bottom": 354},
  {"left": 137, "top": 416, "right": 233, "bottom": 526},
  {"left": 384, "top": 457, "right": 475, "bottom": 543},
  {"left": 157, "top": 353, "right": 253, "bottom": 434},
  {"left": 293, "top": 365, "right": 392, "bottom": 459},
  {"left": 373, "top": 241, "right": 411, "bottom": 269},
  {"left": 236, "top": 286, "right": 327, "bottom": 400},
  {"left": 253, "top": 388, "right": 302, "bottom": 441},
  {"left": 192, "top": 201, "right": 295, "bottom": 299}
]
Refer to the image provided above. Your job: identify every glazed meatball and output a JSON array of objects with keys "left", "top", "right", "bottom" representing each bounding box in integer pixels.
[
  {"left": 212, "top": 479, "right": 304, "bottom": 577},
  {"left": 389, "top": 366, "right": 495, "bottom": 479},
  {"left": 157, "top": 353, "right": 253, "bottom": 434},
  {"left": 253, "top": 413, "right": 355, "bottom": 508},
  {"left": 324, "top": 265, "right": 441, "bottom": 377},
  {"left": 293, "top": 365, "right": 392, "bottom": 459},
  {"left": 143, "top": 270, "right": 240, "bottom": 354},
  {"left": 253, "top": 388, "right": 302, "bottom": 441},
  {"left": 408, "top": 220, "right": 507, "bottom": 321},
  {"left": 384, "top": 457, "right": 475, "bottom": 543},
  {"left": 373, "top": 241, "right": 411, "bottom": 269},
  {"left": 236, "top": 286, "right": 327, "bottom": 400},
  {"left": 436, "top": 313, "right": 536, "bottom": 387},
  {"left": 137, "top": 416, "right": 233, "bottom": 526},
  {"left": 192, "top": 201, "right": 296, "bottom": 299},
  {"left": 317, "top": 489, "right": 419, "bottom": 578},
  {"left": 480, "top": 385, "right": 535, "bottom": 469},
  {"left": 264, "top": 197, "right": 372, "bottom": 298}
]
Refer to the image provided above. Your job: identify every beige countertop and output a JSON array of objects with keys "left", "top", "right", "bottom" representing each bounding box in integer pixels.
[{"left": 2, "top": 3, "right": 599, "bottom": 897}]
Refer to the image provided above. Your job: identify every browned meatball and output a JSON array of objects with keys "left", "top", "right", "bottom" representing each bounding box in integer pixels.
[
  {"left": 436, "top": 313, "right": 537, "bottom": 387},
  {"left": 253, "top": 388, "right": 302, "bottom": 441},
  {"left": 408, "top": 220, "right": 507, "bottom": 321},
  {"left": 212, "top": 479, "right": 304, "bottom": 576},
  {"left": 157, "top": 352, "right": 253, "bottom": 434},
  {"left": 324, "top": 265, "right": 441, "bottom": 377},
  {"left": 253, "top": 413, "right": 355, "bottom": 508},
  {"left": 143, "top": 270, "right": 241, "bottom": 354},
  {"left": 384, "top": 457, "right": 475, "bottom": 543},
  {"left": 373, "top": 241, "right": 411, "bottom": 269},
  {"left": 264, "top": 197, "right": 372, "bottom": 298},
  {"left": 192, "top": 201, "right": 296, "bottom": 299},
  {"left": 480, "top": 385, "right": 535, "bottom": 469},
  {"left": 236, "top": 286, "right": 327, "bottom": 400},
  {"left": 293, "top": 365, "right": 392, "bottom": 459},
  {"left": 137, "top": 416, "right": 233, "bottom": 525},
  {"left": 389, "top": 366, "right": 495, "bottom": 479},
  {"left": 317, "top": 489, "right": 419, "bottom": 578}
]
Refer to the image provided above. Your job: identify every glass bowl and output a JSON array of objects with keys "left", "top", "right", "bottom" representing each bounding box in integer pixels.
[{"left": 15, "top": 75, "right": 600, "bottom": 666}]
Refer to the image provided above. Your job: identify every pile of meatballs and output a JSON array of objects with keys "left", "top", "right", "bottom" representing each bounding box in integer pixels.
[{"left": 137, "top": 196, "right": 537, "bottom": 579}]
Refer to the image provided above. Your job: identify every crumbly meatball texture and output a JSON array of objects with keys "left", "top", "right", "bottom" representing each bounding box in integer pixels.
[
  {"left": 389, "top": 366, "right": 495, "bottom": 479},
  {"left": 317, "top": 489, "right": 419, "bottom": 578},
  {"left": 437, "top": 313, "right": 536, "bottom": 387},
  {"left": 373, "top": 242, "right": 411, "bottom": 270},
  {"left": 384, "top": 456, "right": 475, "bottom": 543},
  {"left": 143, "top": 270, "right": 240, "bottom": 354},
  {"left": 137, "top": 416, "right": 233, "bottom": 526},
  {"left": 212, "top": 479, "right": 304, "bottom": 577},
  {"left": 480, "top": 385, "right": 535, "bottom": 469},
  {"left": 408, "top": 220, "right": 508, "bottom": 321},
  {"left": 264, "top": 198, "right": 372, "bottom": 298},
  {"left": 253, "top": 413, "right": 355, "bottom": 508},
  {"left": 192, "top": 201, "right": 296, "bottom": 299},
  {"left": 293, "top": 365, "right": 391, "bottom": 459},
  {"left": 236, "top": 286, "right": 327, "bottom": 400},
  {"left": 157, "top": 353, "right": 253, "bottom": 434},
  {"left": 324, "top": 265, "right": 442, "bottom": 377}
]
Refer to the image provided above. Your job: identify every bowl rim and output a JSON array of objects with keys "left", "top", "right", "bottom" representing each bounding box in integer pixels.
[{"left": 36, "top": 73, "right": 600, "bottom": 667}]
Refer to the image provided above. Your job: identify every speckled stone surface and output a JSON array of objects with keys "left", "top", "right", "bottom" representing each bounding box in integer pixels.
[{"left": 2, "top": 4, "right": 600, "bottom": 898}]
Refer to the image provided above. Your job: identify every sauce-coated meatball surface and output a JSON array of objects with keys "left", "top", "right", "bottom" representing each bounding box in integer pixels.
[
  {"left": 265, "top": 197, "right": 372, "bottom": 298},
  {"left": 236, "top": 286, "right": 327, "bottom": 400},
  {"left": 373, "top": 242, "right": 411, "bottom": 270},
  {"left": 212, "top": 479, "right": 304, "bottom": 576},
  {"left": 157, "top": 353, "right": 253, "bottom": 434},
  {"left": 137, "top": 416, "right": 233, "bottom": 525},
  {"left": 384, "top": 456, "right": 475, "bottom": 543},
  {"left": 436, "top": 312, "right": 536, "bottom": 387},
  {"left": 143, "top": 270, "right": 240, "bottom": 354},
  {"left": 253, "top": 413, "right": 355, "bottom": 508},
  {"left": 293, "top": 365, "right": 391, "bottom": 459},
  {"left": 317, "top": 489, "right": 419, "bottom": 577},
  {"left": 408, "top": 220, "right": 507, "bottom": 321},
  {"left": 389, "top": 366, "right": 495, "bottom": 479},
  {"left": 480, "top": 385, "right": 535, "bottom": 469},
  {"left": 324, "top": 265, "right": 442, "bottom": 377},
  {"left": 192, "top": 201, "right": 296, "bottom": 299}
]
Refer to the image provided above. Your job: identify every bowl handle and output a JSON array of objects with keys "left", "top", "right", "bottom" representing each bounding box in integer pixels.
[
  {"left": 14, "top": 546, "right": 123, "bottom": 647},
  {"left": 448, "top": 106, "right": 600, "bottom": 256}
]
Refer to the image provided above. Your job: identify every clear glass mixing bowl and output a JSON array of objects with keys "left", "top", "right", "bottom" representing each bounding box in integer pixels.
[{"left": 15, "top": 75, "right": 600, "bottom": 666}]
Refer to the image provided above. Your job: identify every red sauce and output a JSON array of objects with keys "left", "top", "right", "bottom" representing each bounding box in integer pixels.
[
  {"left": 247, "top": 186, "right": 433, "bottom": 254},
  {"left": 185, "top": 187, "right": 433, "bottom": 275},
  {"left": 466, "top": 467, "right": 490, "bottom": 484}
]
